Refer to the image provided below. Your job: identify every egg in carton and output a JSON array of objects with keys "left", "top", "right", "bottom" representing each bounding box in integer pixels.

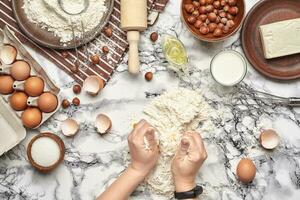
[{"left": 0, "top": 26, "right": 61, "bottom": 156}]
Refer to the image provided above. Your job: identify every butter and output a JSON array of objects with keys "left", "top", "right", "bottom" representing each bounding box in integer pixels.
[{"left": 259, "top": 18, "right": 300, "bottom": 59}]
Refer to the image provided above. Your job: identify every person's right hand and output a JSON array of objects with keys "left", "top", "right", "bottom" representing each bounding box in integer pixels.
[{"left": 171, "top": 132, "right": 207, "bottom": 192}]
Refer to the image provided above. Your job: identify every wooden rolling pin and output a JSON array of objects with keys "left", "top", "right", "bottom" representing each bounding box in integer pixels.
[{"left": 121, "top": 0, "right": 147, "bottom": 74}]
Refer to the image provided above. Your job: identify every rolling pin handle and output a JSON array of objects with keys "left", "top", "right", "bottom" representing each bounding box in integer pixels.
[{"left": 127, "top": 31, "right": 140, "bottom": 74}]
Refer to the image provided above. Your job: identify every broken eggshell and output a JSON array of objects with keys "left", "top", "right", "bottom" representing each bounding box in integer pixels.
[
  {"left": 259, "top": 129, "right": 280, "bottom": 150},
  {"left": 0, "top": 44, "right": 17, "bottom": 64},
  {"left": 95, "top": 114, "right": 112, "bottom": 135},
  {"left": 82, "top": 75, "right": 104, "bottom": 96},
  {"left": 61, "top": 118, "right": 79, "bottom": 137}
]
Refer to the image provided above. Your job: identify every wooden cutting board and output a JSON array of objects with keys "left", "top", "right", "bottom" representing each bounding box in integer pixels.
[{"left": 241, "top": 0, "right": 300, "bottom": 80}]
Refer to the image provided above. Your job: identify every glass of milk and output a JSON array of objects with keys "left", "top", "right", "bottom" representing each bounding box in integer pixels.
[{"left": 210, "top": 50, "right": 247, "bottom": 86}]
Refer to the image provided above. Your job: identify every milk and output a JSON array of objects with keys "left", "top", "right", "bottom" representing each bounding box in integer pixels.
[
  {"left": 31, "top": 137, "right": 60, "bottom": 167},
  {"left": 210, "top": 51, "right": 247, "bottom": 86}
]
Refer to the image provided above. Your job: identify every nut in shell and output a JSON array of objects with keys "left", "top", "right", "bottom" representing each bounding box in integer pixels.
[
  {"left": 83, "top": 75, "right": 104, "bottom": 96},
  {"left": 95, "top": 114, "right": 112, "bottom": 135},
  {"left": 61, "top": 118, "right": 79, "bottom": 137},
  {"left": 259, "top": 129, "right": 280, "bottom": 150}
]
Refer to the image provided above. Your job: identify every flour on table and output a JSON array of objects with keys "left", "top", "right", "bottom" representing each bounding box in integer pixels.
[
  {"left": 22, "top": 0, "right": 107, "bottom": 43},
  {"left": 142, "top": 88, "right": 213, "bottom": 196}
]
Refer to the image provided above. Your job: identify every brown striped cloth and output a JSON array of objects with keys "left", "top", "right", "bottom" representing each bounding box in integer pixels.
[{"left": 0, "top": 0, "right": 169, "bottom": 85}]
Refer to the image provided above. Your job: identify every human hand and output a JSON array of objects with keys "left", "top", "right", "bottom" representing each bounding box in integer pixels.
[
  {"left": 171, "top": 132, "right": 207, "bottom": 192},
  {"left": 128, "top": 120, "right": 159, "bottom": 178}
]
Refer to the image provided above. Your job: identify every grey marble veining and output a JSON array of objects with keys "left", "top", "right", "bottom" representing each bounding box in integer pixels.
[{"left": 1, "top": 0, "right": 300, "bottom": 199}]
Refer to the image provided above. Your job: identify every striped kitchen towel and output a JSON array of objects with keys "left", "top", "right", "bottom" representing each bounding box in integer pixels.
[{"left": 0, "top": 0, "right": 169, "bottom": 85}]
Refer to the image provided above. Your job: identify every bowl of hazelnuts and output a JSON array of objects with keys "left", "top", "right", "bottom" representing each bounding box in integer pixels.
[{"left": 181, "top": 0, "right": 245, "bottom": 42}]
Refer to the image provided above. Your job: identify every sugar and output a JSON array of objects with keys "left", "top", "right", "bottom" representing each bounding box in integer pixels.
[{"left": 31, "top": 137, "right": 60, "bottom": 167}]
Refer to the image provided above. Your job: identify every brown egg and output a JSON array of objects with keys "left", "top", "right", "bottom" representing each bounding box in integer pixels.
[
  {"left": 38, "top": 92, "right": 58, "bottom": 113},
  {"left": 236, "top": 158, "right": 256, "bottom": 184},
  {"left": 21, "top": 107, "right": 42, "bottom": 128},
  {"left": 10, "top": 61, "right": 31, "bottom": 81},
  {"left": 10, "top": 92, "right": 28, "bottom": 111},
  {"left": 24, "top": 77, "right": 44, "bottom": 97},
  {"left": 0, "top": 75, "right": 14, "bottom": 94}
]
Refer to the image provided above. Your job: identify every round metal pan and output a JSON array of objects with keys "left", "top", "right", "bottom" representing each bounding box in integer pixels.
[{"left": 12, "top": 0, "right": 114, "bottom": 50}]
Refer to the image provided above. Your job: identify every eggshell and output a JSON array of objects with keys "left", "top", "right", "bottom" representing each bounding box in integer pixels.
[
  {"left": 10, "top": 91, "right": 28, "bottom": 111},
  {"left": 21, "top": 107, "right": 42, "bottom": 128},
  {"left": 10, "top": 61, "right": 31, "bottom": 81},
  {"left": 38, "top": 92, "right": 58, "bottom": 113},
  {"left": 236, "top": 158, "right": 256, "bottom": 184},
  {"left": 0, "top": 75, "right": 14, "bottom": 94},
  {"left": 24, "top": 77, "right": 44, "bottom": 97},
  {"left": 259, "top": 129, "right": 280, "bottom": 150},
  {"left": 0, "top": 45, "right": 17, "bottom": 64}
]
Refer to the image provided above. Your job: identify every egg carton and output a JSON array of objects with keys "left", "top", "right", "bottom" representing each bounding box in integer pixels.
[{"left": 0, "top": 26, "right": 60, "bottom": 155}]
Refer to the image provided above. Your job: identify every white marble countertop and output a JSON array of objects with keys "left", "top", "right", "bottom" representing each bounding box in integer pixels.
[{"left": 1, "top": 0, "right": 300, "bottom": 199}]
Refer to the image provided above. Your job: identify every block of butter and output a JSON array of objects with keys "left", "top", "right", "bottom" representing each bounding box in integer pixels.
[{"left": 259, "top": 18, "right": 300, "bottom": 59}]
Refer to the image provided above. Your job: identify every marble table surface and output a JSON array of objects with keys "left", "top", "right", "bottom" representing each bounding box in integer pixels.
[{"left": 1, "top": 0, "right": 300, "bottom": 199}]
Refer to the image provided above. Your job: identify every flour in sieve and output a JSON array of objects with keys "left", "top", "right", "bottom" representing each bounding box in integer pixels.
[{"left": 22, "top": 0, "right": 107, "bottom": 43}]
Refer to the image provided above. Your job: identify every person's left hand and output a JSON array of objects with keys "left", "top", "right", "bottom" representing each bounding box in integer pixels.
[{"left": 128, "top": 119, "right": 159, "bottom": 177}]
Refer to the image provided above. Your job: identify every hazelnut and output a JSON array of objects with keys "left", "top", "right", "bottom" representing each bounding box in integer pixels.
[
  {"left": 198, "top": 14, "right": 207, "bottom": 22},
  {"left": 208, "top": 12, "right": 217, "bottom": 22},
  {"left": 72, "top": 97, "right": 80, "bottom": 106},
  {"left": 199, "top": 6, "right": 207, "bottom": 14},
  {"left": 150, "top": 32, "right": 158, "bottom": 42},
  {"left": 70, "top": 65, "right": 78, "bottom": 73},
  {"left": 103, "top": 27, "right": 113, "bottom": 37},
  {"left": 228, "top": 6, "right": 239, "bottom": 15},
  {"left": 61, "top": 51, "right": 69, "bottom": 58},
  {"left": 205, "top": 18, "right": 210, "bottom": 25},
  {"left": 228, "top": 0, "right": 237, "bottom": 6},
  {"left": 220, "top": 0, "right": 226, "bottom": 6},
  {"left": 187, "top": 16, "right": 197, "bottom": 24},
  {"left": 145, "top": 72, "right": 153, "bottom": 81},
  {"left": 194, "top": 20, "right": 203, "bottom": 28},
  {"left": 192, "top": 10, "right": 200, "bottom": 17},
  {"left": 213, "top": 1, "right": 221, "bottom": 9},
  {"left": 102, "top": 46, "right": 109, "bottom": 54},
  {"left": 227, "top": 13, "right": 234, "bottom": 20},
  {"left": 184, "top": 4, "right": 195, "bottom": 13},
  {"left": 226, "top": 20, "right": 235, "bottom": 28},
  {"left": 192, "top": 1, "right": 200, "bottom": 8},
  {"left": 219, "top": 11, "right": 226, "bottom": 18},
  {"left": 90, "top": 54, "right": 100, "bottom": 64},
  {"left": 73, "top": 84, "right": 81, "bottom": 94},
  {"left": 208, "top": 23, "right": 217, "bottom": 33},
  {"left": 221, "top": 17, "right": 228, "bottom": 24},
  {"left": 222, "top": 25, "right": 230, "bottom": 33},
  {"left": 206, "top": 0, "right": 214, "bottom": 4},
  {"left": 218, "top": 23, "right": 224, "bottom": 29},
  {"left": 206, "top": 5, "right": 214, "bottom": 12},
  {"left": 213, "top": 28, "right": 222, "bottom": 37},
  {"left": 199, "top": 26, "right": 209, "bottom": 35},
  {"left": 199, "top": 0, "right": 206, "bottom": 6},
  {"left": 61, "top": 99, "right": 70, "bottom": 109},
  {"left": 223, "top": 5, "right": 230, "bottom": 12}
]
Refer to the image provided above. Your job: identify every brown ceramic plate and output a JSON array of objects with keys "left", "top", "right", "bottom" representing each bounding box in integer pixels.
[
  {"left": 241, "top": 0, "right": 300, "bottom": 80},
  {"left": 181, "top": 0, "right": 245, "bottom": 42},
  {"left": 12, "top": 0, "right": 114, "bottom": 49}
]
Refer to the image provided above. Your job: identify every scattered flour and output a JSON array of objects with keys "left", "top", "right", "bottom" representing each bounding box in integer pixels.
[
  {"left": 142, "top": 88, "right": 214, "bottom": 196},
  {"left": 22, "top": 0, "right": 107, "bottom": 43}
]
